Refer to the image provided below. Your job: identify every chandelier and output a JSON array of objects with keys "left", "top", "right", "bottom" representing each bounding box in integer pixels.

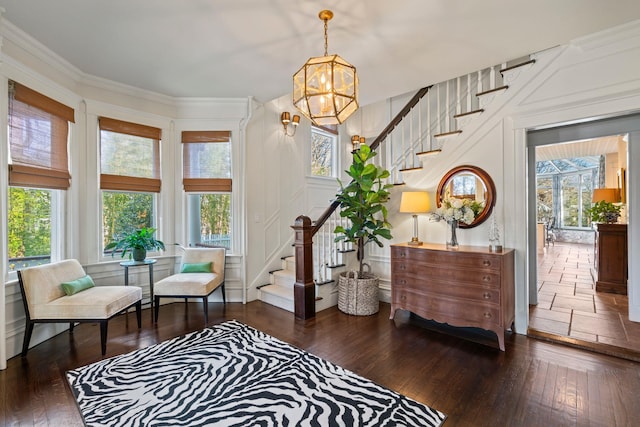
[{"left": 293, "top": 10, "right": 359, "bottom": 126}]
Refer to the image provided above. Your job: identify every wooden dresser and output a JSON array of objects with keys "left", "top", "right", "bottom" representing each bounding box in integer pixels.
[
  {"left": 390, "top": 243, "right": 515, "bottom": 351},
  {"left": 594, "top": 223, "right": 627, "bottom": 294}
]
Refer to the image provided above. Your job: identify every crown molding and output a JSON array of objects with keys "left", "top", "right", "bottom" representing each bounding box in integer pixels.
[{"left": 1, "top": 17, "right": 250, "bottom": 116}]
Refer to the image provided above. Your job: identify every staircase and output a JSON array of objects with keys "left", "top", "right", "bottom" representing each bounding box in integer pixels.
[
  {"left": 259, "top": 54, "right": 538, "bottom": 318},
  {"left": 258, "top": 254, "right": 341, "bottom": 313}
]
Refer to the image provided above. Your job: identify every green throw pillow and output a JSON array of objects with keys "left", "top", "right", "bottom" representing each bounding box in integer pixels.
[
  {"left": 180, "top": 262, "right": 212, "bottom": 273},
  {"left": 61, "top": 275, "right": 95, "bottom": 296}
]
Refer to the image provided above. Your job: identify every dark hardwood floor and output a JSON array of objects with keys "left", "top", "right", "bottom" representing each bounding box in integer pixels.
[{"left": 2, "top": 301, "right": 640, "bottom": 426}]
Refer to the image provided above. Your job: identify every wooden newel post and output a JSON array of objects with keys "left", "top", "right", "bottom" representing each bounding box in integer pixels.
[{"left": 291, "top": 215, "right": 315, "bottom": 320}]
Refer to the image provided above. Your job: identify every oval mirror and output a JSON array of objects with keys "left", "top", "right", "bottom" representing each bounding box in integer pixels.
[{"left": 436, "top": 165, "right": 496, "bottom": 228}]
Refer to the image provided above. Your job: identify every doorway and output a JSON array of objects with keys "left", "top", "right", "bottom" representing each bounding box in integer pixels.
[{"left": 526, "top": 114, "right": 640, "bottom": 358}]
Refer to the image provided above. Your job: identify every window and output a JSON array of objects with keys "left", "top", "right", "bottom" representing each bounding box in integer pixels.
[
  {"left": 311, "top": 125, "right": 337, "bottom": 177},
  {"left": 536, "top": 176, "right": 554, "bottom": 223},
  {"left": 7, "top": 81, "right": 74, "bottom": 271},
  {"left": 182, "top": 131, "right": 232, "bottom": 249},
  {"left": 100, "top": 117, "right": 161, "bottom": 253},
  {"left": 535, "top": 155, "right": 598, "bottom": 230}
]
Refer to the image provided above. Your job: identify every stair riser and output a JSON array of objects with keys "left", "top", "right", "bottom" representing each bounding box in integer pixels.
[
  {"left": 260, "top": 291, "right": 294, "bottom": 312},
  {"left": 271, "top": 271, "right": 295, "bottom": 288},
  {"left": 259, "top": 283, "right": 339, "bottom": 314}
]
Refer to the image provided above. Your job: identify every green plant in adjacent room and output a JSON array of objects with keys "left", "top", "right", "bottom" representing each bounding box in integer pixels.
[
  {"left": 334, "top": 144, "right": 393, "bottom": 276},
  {"left": 586, "top": 200, "right": 621, "bottom": 224},
  {"left": 105, "top": 227, "right": 165, "bottom": 261}
]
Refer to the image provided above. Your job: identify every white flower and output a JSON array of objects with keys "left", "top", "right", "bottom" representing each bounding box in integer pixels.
[{"left": 434, "top": 197, "right": 484, "bottom": 225}]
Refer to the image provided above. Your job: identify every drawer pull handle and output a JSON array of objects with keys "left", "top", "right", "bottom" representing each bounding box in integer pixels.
[
  {"left": 401, "top": 295, "right": 407, "bottom": 300},
  {"left": 483, "top": 292, "right": 491, "bottom": 299},
  {"left": 484, "top": 312, "right": 492, "bottom": 319},
  {"left": 400, "top": 264, "right": 406, "bottom": 270},
  {"left": 400, "top": 252, "right": 406, "bottom": 257},
  {"left": 482, "top": 260, "right": 491, "bottom": 266},
  {"left": 399, "top": 280, "right": 406, "bottom": 285},
  {"left": 482, "top": 276, "right": 491, "bottom": 282}
]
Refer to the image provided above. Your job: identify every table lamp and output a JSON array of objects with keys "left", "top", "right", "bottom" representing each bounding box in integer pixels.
[
  {"left": 399, "top": 191, "right": 431, "bottom": 245},
  {"left": 592, "top": 188, "right": 620, "bottom": 203}
]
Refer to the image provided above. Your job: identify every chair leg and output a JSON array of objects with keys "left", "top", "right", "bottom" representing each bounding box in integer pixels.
[
  {"left": 21, "top": 321, "right": 34, "bottom": 357},
  {"left": 100, "top": 321, "right": 108, "bottom": 356},
  {"left": 221, "top": 283, "right": 226, "bottom": 305},
  {"left": 154, "top": 296, "right": 160, "bottom": 323},
  {"left": 203, "top": 297, "right": 209, "bottom": 324},
  {"left": 69, "top": 322, "right": 75, "bottom": 332},
  {"left": 135, "top": 301, "right": 142, "bottom": 328}
]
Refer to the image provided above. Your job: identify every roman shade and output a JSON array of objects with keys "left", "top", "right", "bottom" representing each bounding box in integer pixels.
[
  {"left": 8, "top": 81, "right": 75, "bottom": 190},
  {"left": 99, "top": 117, "right": 162, "bottom": 193},
  {"left": 182, "top": 130, "right": 232, "bottom": 192}
]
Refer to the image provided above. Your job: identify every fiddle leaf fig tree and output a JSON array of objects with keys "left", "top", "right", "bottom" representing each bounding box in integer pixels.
[{"left": 334, "top": 144, "right": 393, "bottom": 275}]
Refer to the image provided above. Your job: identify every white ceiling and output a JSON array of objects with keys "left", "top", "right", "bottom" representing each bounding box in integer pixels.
[
  {"left": 536, "top": 136, "right": 624, "bottom": 161},
  {"left": 2, "top": 1, "right": 640, "bottom": 105}
]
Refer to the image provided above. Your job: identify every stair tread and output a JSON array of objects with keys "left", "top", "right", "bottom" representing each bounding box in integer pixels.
[
  {"left": 273, "top": 269, "right": 295, "bottom": 278},
  {"left": 476, "top": 85, "right": 509, "bottom": 97}
]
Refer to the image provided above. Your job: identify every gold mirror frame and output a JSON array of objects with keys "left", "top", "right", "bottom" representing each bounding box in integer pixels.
[{"left": 436, "top": 165, "right": 496, "bottom": 229}]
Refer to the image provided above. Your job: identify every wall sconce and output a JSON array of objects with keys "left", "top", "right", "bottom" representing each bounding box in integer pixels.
[
  {"left": 351, "top": 135, "right": 365, "bottom": 151},
  {"left": 399, "top": 191, "right": 431, "bottom": 246},
  {"left": 281, "top": 112, "right": 300, "bottom": 136}
]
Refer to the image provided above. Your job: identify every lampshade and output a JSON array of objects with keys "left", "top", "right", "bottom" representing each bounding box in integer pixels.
[
  {"left": 399, "top": 192, "right": 431, "bottom": 213},
  {"left": 293, "top": 10, "right": 358, "bottom": 126},
  {"left": 592, "top": 188, "right": 620, "bottom": 203}
]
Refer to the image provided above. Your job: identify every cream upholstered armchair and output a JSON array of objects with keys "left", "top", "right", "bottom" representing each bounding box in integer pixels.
[
  {"left": 18, "top": 259, "right": 142, "bottom": 356},
  {"left": 154, "top": 247, "right": 226, "bottom": 324}
]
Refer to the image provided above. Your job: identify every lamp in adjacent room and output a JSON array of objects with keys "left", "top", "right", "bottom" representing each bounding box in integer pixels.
[
  {"left": 280, "top": 112, "right": 300, "bottom": 136},
  {"left": 592, "top": 188, "right": 620, "bottom": 203},
  {"left": 293, "top": 10, "right": 358, "bottom": 126},
  {"left": 399, "top": 192, "right": 431, "bottom": 245}
]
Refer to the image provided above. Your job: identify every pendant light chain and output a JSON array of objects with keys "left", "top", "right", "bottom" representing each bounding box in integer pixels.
[{"left": 324, "top": 18, "right": 329, "bottom": 56}]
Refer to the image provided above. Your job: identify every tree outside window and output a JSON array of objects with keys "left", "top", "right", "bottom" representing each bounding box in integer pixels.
[
  {"left": 102, "top": 191, "right": 154, "bottom": 251},
  {"left": 7, "top": 188, "right": 52, "bottom": 271},
  {"left": 311, "top": 126, "right": 336, "bottom": 177}
]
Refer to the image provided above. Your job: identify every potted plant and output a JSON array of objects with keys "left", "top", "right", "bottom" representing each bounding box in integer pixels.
[
  {"left": 333, "top": 145, "right": 393, "bottom": 315},
  {"left": 586, "top": 200, "right": 621, "bottom": 224},
  {"left": 105, "top": 227, "right": 165, "bottom": 261}
]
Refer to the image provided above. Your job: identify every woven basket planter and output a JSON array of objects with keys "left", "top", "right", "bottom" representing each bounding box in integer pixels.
[{"left": 338, "top": 271, "right": 379, "bottom": 316}]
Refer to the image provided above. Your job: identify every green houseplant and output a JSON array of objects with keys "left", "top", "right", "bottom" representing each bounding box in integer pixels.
[
  {"left": 333, "top": 145, "right": 393, "bottom": 315},
  {"left": 105, "top": 227, "right": 165, "bottom": 261},
  {"left": 334, "top": 144, "right": 393, "bottom": 274},
  {"left": 586, "top": 200, "right": 621, "bottom": 224}
]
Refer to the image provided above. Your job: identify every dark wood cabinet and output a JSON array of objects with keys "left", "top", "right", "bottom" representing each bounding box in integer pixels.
[
  {"left": 390, "top": 243, "right": 515, "bottom": 351},
  {"left": 595, "top": 223, "right": 628, "bottom": 295}
]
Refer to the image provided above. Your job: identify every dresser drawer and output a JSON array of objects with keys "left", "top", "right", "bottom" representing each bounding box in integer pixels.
[
  {"left": 392, "top": 276, "right": 501, "bottom": 304},
  {"left": 392, "top": 263, "right": 502, "bottom": 289},
  {"left": 394, "top": 288, "right": 502, "bottom": 327},
  {"left": 392, "top": 246, "right": 502, "bottom": 271}
]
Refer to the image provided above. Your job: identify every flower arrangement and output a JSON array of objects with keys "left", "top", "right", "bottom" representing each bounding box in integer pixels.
[{"left": 434, "top": 197, "right": 484, "bottom": 225}]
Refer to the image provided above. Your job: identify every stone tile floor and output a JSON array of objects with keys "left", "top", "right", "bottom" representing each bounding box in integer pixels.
[{"left": 529, "top": 241, "right": 640, "bottom": 357}]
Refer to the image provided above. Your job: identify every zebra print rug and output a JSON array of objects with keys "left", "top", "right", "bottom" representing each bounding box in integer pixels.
[{"left": 67, "top": 320, "right": 446, "bottom": 426}]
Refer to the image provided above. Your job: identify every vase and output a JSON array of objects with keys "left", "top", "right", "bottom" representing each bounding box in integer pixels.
[
  {"left": 446, "top": 220, "right": 459, "bottom": 249},
  {"left": 132, "top": 248, "right": 147, "bottom": 262}
]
